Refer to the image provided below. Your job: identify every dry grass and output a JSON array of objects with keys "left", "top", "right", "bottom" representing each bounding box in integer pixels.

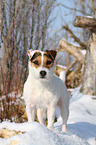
[
  {"left": 0, "top": 92, "right": 26, "bottom": 123},
  {"left": 0, "top": 129, "right": 24, "bottom": 139}
]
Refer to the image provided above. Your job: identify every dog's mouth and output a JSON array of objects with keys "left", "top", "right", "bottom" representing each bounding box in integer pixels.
[{"left": 40, "top": 76, "right": 46, "bottom": 79}]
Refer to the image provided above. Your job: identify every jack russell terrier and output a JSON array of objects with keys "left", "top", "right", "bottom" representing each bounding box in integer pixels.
[{"left": 23, "top": 49, "right": 70, "bottom": 132}]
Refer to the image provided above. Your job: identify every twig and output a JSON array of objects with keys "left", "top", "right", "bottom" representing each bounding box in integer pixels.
[{"left": 62, "top": 25, "right": 87, "bottom": 50}]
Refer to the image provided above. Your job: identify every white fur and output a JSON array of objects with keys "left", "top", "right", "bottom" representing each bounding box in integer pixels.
[
  {"left": 23, "top": 50, "right": 70, "bottom": 132},
  {"left": 59, "top": 70, "right": 65, "bottom": 82}
]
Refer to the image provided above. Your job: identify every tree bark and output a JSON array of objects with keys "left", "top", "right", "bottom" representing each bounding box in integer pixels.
[{"left": 80, "top": 33, "right": 96, "bottom": 95}]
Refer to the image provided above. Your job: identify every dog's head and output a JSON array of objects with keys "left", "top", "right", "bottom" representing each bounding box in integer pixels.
[{"left": 28, "top": 49, "right": 57, "bottom": 80}]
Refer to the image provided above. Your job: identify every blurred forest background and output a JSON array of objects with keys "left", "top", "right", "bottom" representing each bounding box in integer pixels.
[{"left": 0, "top": 0, "right": 96, "bottom": 122}]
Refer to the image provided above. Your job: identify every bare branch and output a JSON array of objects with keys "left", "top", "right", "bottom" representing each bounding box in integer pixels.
[
  {"left": 90, "top": 0, "right": 96, "bottom": 16},
  {"left": 7, "top": 0, "right": 21, "bottom": 38},
  {"left": 62, "top": 25, "right": 87, "bottom": 50},
  {"left": 61, "top": 3, "right": 91, "bottom": 15},
  {"left": 65, "top": 59, "right": 77, "bottom": 76},
  {"left": 0, "top": 2, "right": 2, "bottom": 34},
  {"left": 67, "top": 63, "right": 82, "bottom": 80}
]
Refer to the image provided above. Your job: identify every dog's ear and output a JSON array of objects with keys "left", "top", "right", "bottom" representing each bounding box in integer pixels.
[
  {"left": 28, "top": 50, "right": 32, "bottom": 59},
  {"left": 28, "top": 49, "right": 35, "bottom": 59},
  {"left": 46, "top": 50, "right": 57, "bottom": 60}
]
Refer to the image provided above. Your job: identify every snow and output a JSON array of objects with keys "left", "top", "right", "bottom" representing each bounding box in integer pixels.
[
  {"left": 85, "top": 16, "right": 94, "bottom": 19},
  {"left": 80, "top": 50, "right": 86, "bottom": 55},
  {"left": 0, "top": 88, "right": 96, "bottom": 145}
]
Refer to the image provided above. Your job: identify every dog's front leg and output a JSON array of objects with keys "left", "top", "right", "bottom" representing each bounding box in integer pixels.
[
  {"left": 26, "top": 105, "right": 35, "bottom": 122},
  {"left": 37, "top": 108, "right": 46, "bottom": 125},
  {"left": 47, "top": 105, "right": 56, "bottom": 130}
]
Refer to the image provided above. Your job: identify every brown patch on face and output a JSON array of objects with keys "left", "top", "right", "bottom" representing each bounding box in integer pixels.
[
  {"left": 43, "top": 51, "right": 55, "bottom": 69},
  {"left": 45, "top": 50, "right": 57, "bottom": 60},
  {"left": 30, "top": 52, "right": 42, "bottom": 68}
]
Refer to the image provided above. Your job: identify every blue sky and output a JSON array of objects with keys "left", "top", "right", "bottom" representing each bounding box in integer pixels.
[
  {"left": 48, "top": 0, "right": 90, "bottom": 44},
  {"left": 48, "top": 0, "right": 92, "bottom": 42},
  {"left": 50, "top": 0, "right": 74, "bottom": 28},
  {"left": 48, "top": 0, "right": 80, "bottom": 42}
]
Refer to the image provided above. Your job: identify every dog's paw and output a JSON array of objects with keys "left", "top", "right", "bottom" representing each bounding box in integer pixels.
[
  {"left": 47, "top": 125, "right": 54, "bottom": 131},
  {"left": 62, "top": 124, "right": 67, "bottom": 132}
]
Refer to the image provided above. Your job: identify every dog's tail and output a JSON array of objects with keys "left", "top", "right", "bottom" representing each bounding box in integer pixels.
[
  {"left": 59, "top": 70, "right": 71, "bottom": 99},
  {"left": 59, "top": 70, "right": 65, "bottom": 82}
]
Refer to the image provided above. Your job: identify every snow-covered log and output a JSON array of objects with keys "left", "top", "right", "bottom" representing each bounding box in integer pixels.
[{"left": 73, "top": 16, "right": 96, "bottom": 32}]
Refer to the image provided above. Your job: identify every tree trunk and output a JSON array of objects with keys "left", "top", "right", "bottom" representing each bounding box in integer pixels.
[{"left": 80, "top": 33, "right": 96, "bottom": 95}]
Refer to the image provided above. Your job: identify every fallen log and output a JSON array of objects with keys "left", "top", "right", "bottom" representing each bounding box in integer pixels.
[
  {"left": 73, "top": 16, "right": 96, "bottom": 32},
  {"left": 59, "top": 39, "right": 85, "bottom": 64}
]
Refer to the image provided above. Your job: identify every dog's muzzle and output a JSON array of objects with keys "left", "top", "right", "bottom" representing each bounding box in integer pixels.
[{"left": 40, "top": 70, "right": 47, "bottom": 78}]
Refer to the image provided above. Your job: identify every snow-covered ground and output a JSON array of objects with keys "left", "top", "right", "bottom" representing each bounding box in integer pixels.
[{"left": 0, "top": 87, "right": 96, "bottom": 145}]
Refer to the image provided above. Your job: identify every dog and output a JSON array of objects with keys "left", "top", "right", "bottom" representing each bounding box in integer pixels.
[{"left": 23, "top": 49, "right": 70, "bottom": 132}]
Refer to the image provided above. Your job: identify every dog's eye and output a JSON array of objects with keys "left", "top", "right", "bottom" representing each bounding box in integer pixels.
[
  {"left": 33, "top": 60, "right": 39, "bottom": 65},
  {"left": 46, "top": 60, "right": 52, "bottom": 65}
]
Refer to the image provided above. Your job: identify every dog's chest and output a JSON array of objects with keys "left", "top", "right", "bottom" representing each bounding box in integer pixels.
[
  {"left": 33, "top": 89, "right": 53, "bottom": 108},
  {"left": 24, "top": 79, "right": 58, "bottom": 108}
]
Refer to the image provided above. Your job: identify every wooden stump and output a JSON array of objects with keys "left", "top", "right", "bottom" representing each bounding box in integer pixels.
[{"left": 80, "top": 33, "right": 96, "bottom": 95}]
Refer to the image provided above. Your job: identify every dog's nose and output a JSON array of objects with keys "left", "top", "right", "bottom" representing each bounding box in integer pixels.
[{"left": 40, "top": 71, "right": 47, "bottom": 77}]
